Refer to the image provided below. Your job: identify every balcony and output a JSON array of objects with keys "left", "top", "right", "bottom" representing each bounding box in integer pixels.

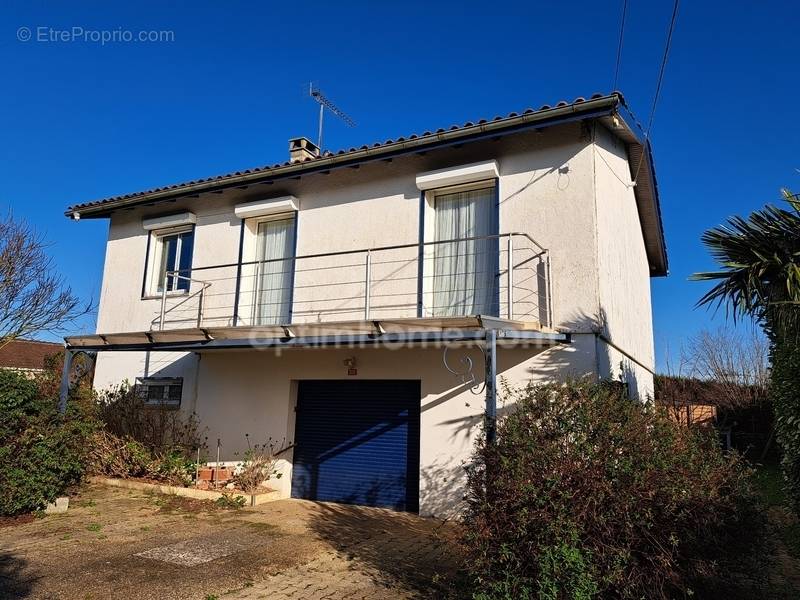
[{"left": 153, "top": 232, "right": 552, "bottom": 333}]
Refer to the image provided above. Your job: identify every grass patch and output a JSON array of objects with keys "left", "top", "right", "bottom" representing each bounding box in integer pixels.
[
  {"left": 754, "top": 464, "right": 800, "bottom": 561},
  {"left": 149, "top": 493, "right": 221, "bottom": 515},
  {"left": 754, "top": 464, "right": 787, "bottom": 507},
  {"left": 86, "top": 523, "right": 102, "bottom": 532},
  {"left": 781, "top": 523, "right": 800, "bottom": 559}
]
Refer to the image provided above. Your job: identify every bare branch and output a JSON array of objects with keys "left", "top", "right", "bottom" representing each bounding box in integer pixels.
[
  {"left": 684, "top": 326, "right": 770, "bottom": 409},
  {"left": 0, "top": 214, "right": 92, "bottom": 347}
]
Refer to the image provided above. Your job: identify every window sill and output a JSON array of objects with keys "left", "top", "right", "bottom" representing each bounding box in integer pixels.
[
  {"left": 141, "top": 402, "right": 181, "bottom": 410},
  {"left": 141, "top": 290, "right": 190, "bottom": 301}
]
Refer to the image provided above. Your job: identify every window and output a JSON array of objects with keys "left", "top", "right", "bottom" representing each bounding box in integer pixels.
[
  {"left": 148, "top": 227, "right": 194, "bottom": 295},
  {"left": 432, "top": 185, "right": 499, "bottom": 316},
  {"left": 253, "top": 216, "right": 295, "bottom": 325},
  {"left": 135, "top": 377, "right": 183, "bottom": 408}
]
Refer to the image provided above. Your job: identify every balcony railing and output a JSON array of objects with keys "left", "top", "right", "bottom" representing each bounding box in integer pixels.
[{"left": 155, "top": 232, "right": 552, "bottom": 331}]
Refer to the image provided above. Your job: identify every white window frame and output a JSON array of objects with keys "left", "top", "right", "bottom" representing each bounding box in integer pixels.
[
  {"left": 144, "top": 225, "right": 194, "bottom": 298},
  {"left": 421, "top": 179, "right": 498, "bottom": 317},
  {"left": 239, "top": 212, "right": 296, "bottom": 325},
  {"left": 415, "top": 160, "right": 499, "bottom": 191}
]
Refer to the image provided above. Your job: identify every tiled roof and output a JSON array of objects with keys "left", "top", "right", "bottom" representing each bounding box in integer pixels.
[
  {"left": 63, "top": 91, "right": 667, "bottom": 276},
  {"left": 66, "top": 92, "right": 629, "bottom": 214},
  {"left": 0, "top": 339, "right": 62, "bottom": 371}
]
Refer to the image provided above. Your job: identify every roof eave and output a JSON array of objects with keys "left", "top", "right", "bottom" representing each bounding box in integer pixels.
[
  {"left": 598, "top": 110, "right": 668, "bottom": 277},
  {"left": 64, "top": 91, "right": 668, "bottom": 276},
  {"left": 65, "top": 94, "right": 624, "bottom": 219}
]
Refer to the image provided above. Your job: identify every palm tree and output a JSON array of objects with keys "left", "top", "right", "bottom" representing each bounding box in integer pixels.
[
  {"left": 692, "top": 189, "right": 800, "bottom": 332},
  {"left": 692, "top": 189, "right": 800, "bottom": 509}
]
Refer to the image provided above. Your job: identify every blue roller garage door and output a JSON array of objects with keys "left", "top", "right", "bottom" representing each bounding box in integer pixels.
[{"left": 290, "top": 380, "right": 420, "bottom": 512}]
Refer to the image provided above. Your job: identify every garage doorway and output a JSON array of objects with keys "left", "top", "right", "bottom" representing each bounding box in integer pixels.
[{"left": 290, "top": 380, "right": 421, "bottom": 512}]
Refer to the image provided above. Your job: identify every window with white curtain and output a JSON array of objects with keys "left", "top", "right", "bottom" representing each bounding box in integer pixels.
[
  {"left": 253, "top": 216, "right": 296, "bottom": 324},
  {"left": 432, "top": 185, "right": 498, "bottom": 316}
]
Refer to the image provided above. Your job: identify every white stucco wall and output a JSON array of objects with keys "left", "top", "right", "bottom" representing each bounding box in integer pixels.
[
  {"left": 87, "top": 122, "right": 659, "bottom": 514},
  {"left": 591, "top": 124, "right": 655, "bottom": 399},
  {"left": 93, "top": 123, "right": 601, "bottom": 335},
  {"left": 191, "top": 337, "right": 598, "bottom": 516}
]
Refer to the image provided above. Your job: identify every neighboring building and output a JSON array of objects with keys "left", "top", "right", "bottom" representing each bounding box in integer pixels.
[
  {"left": 0, "top": 339, "right": 62, "bottom": 375},
  {"left": 63, "top": 92, "right": 667, "bottom": 516}
]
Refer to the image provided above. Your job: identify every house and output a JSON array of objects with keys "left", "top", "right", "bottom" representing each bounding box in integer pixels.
[
  {"left": 0, "top": 339, "right": 62, "bottom": 375},
  {"left": 62, "top": 92, "right": 666, "bottom": 516}
]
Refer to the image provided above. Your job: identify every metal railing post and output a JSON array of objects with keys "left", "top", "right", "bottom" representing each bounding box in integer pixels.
[
  {"left": 197, "top": 286, "right": 205, "bottom": 328},
  {"left": 364, "top": 249, "right": 372, "bottom": 320},
  {"left": 507, "top": 235, "right": 514, "bottom": 320},
  {"left": 159, "top": 273, "right": 169, "bottom": 331},
  {"left": 143, "top": 232, "right": 550, "bottom": 332},
  {"left": 545, "top": 253, "right": 553, "bottom": 328}
]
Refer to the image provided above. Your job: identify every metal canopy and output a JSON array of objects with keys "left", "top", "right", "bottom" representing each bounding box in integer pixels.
[{"left": 64, "top": 315, "right": 569, "bottom": 352}]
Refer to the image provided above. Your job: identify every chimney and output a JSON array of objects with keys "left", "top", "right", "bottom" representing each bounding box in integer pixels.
[{"left": 288, "top": 137, "right": 320, "bottom": 163}]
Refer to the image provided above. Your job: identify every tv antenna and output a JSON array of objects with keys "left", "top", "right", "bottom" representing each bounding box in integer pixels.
[{"left": 309, "top": 83, "right": 356, "bottom": 150}]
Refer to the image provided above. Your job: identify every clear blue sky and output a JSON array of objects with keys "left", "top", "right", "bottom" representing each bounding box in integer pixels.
[{"left": 2, "top": 1, "right": 798, "bottom": 371}]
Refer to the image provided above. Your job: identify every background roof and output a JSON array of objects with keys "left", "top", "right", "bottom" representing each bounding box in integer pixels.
[{"left": 0, "top": 339, "right": 62, "bottom": 370}]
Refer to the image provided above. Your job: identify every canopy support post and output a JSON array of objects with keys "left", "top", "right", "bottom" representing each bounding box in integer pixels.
[
  {"left": 58, "top": 349, "right": 74, "bottom": 414},
  {"left": 485, "top": 329, "right": 497, "bottom": 444}
]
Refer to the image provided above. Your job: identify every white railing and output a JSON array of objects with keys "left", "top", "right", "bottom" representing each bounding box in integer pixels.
[{"left": 155, "top": 232, "right": 551, "bottom": 331}]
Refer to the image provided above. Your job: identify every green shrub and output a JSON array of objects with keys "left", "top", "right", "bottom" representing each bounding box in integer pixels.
[
  {"left": 461, "top": 379, "right": 768, "bottom": 599},
  {"left": 155, "top": 450, "right": 196, "bottom": 486},
  {"left": 771, "top": 332, "right": 800, "bottom": 512},
  {"left": 215, "top": 492, "right": 246, "bottom": 510},
  {"left": 0, "top": 367, "right": 45, "bottom": 415},
  {"left": 0, "top": 369, "right": 96, "bottom": 516}
]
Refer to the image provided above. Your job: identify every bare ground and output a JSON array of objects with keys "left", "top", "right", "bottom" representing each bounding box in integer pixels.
[{"left": 0, "top": 483, "right": 460, "bottom": 600}]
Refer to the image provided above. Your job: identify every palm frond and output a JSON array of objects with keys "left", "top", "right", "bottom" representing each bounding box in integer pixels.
[{"left": 691, "top": 190, "right": 800, "bottom": 333}]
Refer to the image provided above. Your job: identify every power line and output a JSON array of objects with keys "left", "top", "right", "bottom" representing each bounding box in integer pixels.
[
  {"left": 612, "top": 0, "right": 628, "bottom": 90},
  {"left": 633, "top": 0, "right": 680, "bottom": 184}
]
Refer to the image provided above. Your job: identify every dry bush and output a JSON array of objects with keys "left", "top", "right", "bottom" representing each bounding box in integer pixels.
[
  {"left": 96, "top": 382, "right": 203, "bottom": 455},
  {"left": 88, "top": 383, "right": 205, "bottom": 486},
  {"left": 232, "top": 438, "right": 292, "bottom": 493},
  {"left": 88, "top": 429, "right": 153, "bottom": 479}
]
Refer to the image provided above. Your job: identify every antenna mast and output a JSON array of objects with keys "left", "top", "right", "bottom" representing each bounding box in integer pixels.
[{"left": 309, "top": 83, "right": 356, "bottom": 150}]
